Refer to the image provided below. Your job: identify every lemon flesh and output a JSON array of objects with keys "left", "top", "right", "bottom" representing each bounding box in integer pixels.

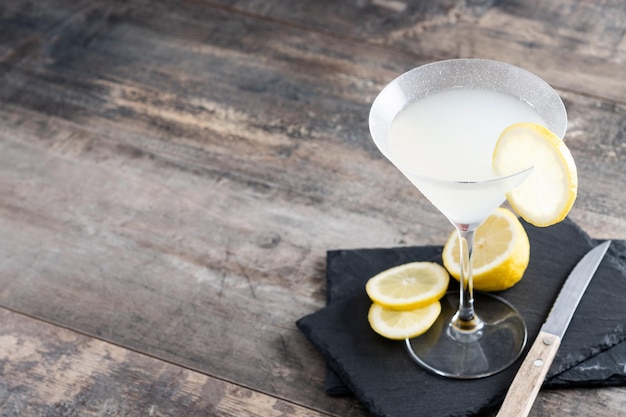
[
  {"left": 365, "top": 262, "right": 449, "bottom": 310},
  {"left": 442, "top": 208, "right": 530, "bottom": 292},
  {"left": 492, "top": 122, "right": 577, "bottom": 227},
  {"left": 368, "top": 302, "right": 442, "bottom": 340}
]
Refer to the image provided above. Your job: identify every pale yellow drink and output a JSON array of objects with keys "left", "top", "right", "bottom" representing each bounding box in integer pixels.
[{"left": 387, "top": 88, "right": 545, "bottom": 224}]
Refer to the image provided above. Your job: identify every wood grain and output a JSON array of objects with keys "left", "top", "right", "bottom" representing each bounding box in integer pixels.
[
  {"left": 0, "top": 307, "right": 331, "bottom": 417},
  {"left": 211, "top": 0, "right": 626, "bottom": 102},
  {"left": 497, "top": 332, "right": 561, "bottom": 417},
  {"left": 0, "top": 1, "right": 624, "bottom": 416},
  {"left": 530, "top": 386, "right": 626, "bottom": 417}
]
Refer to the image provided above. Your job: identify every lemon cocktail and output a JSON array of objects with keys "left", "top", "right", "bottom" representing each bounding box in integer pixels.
[
  {"left": 369, "top": 59, "right": 574, "bottom": 378},
  {"left": 388, "top": 88, "right": 544, "bottom": 226}
]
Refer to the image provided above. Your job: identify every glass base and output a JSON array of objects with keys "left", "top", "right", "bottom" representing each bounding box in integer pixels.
[{"left": 405, "top": 292, "right": 527, "bottom": 379}]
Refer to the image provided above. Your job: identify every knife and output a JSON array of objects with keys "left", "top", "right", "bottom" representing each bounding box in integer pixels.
[{"left": 496, "top": 240, "right": 611, "bottom": 417}]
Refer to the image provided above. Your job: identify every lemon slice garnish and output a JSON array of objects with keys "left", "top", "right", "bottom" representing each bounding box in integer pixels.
[
  {"left": 442, "top": 208, "right": 530, "bottom": 292},
  {"left": 368, "top": 302, "right": 442, "bottom": 340},
  {"left": 365, "top": 262, "right": 449, "bottom": 310},
  {"left": 492, "top": 122, "right": 578, "bottom": 227}
]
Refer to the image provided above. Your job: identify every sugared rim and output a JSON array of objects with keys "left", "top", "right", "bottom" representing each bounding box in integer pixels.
[{"left": 368, "top": 59, "right": 567, "bottom": 183}]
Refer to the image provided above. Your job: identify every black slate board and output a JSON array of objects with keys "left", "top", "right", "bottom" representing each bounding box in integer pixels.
[{"left": 296, "top": 218, "right": 626, "bottom": 417}]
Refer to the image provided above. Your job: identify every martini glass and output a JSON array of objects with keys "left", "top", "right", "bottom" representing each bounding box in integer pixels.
[{"left": 369, "top": 59, "right": 567, "bottom": 378}]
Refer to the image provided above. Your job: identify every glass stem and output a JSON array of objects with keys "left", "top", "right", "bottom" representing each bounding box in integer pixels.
[{"left": 451, "top": 224, "right": 484, "bottom": 334}]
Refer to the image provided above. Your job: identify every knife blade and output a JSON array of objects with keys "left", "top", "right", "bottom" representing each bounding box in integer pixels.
[{"left": 496, "top": 240, "right": 611, "bottom": 417}]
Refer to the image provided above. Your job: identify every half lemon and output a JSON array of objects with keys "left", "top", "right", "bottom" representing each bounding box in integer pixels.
[{"left": 442, "top": 207, "right": 530, "bottom": 292}]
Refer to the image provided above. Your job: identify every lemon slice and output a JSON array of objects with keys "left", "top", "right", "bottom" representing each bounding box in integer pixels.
[
  {"left": 368, "top": 302, "right": 442, "bottom": 340},
  {"left": 365, "top": 262, "right": 449, "bottom": 310},
  {"left": 442, "top": 208, "right": 530, "bottom": 292},
  {"left": 492, "top": 122, "right": 577, "bottom": 227}
]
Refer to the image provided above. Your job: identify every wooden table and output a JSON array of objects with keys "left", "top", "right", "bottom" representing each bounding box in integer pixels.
[{"left": 1, "top": 1, "right": 624, "bottom": 416}]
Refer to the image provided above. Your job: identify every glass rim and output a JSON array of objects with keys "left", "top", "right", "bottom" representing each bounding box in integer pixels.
[{"left": 368, "top": 58, "right": 567, "bottom": 183}]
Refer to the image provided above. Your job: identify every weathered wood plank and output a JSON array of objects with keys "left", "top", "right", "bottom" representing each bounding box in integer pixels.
[
  {"left": 0, "top": 1, "right": 624, "bottom": 416},
  {"left": 2, "top": 310, "right": 625, "bottom": 417},
  {"left": 0, "top": 121, "right": 365, "bottom": 414},
  {"left": 0, "top": 2, "right": 378, "bottom": 415},
  {"left": 530, "top": 387, "right": 626, "bottom": 417},
  {"left": 211, "top": 0, "right": 626, "bottom": 103},
  {"left": 0, "top": 307, "right": 333, "bottom": 417}
]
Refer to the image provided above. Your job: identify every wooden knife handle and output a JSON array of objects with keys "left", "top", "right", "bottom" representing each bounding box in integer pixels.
[{"left": 496, "top": 330, "right": 561, "bottom": 417}]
